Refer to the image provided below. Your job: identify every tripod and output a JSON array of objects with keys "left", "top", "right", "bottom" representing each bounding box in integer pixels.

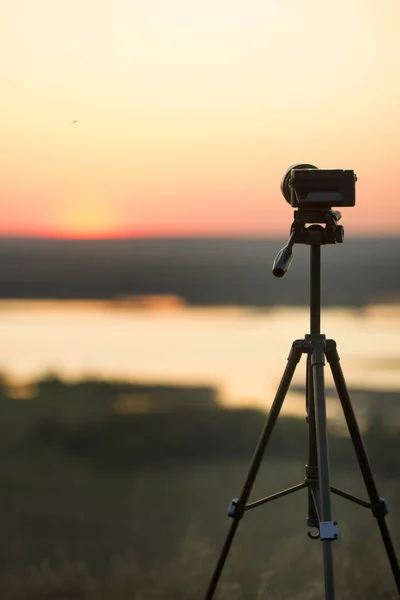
[{"left": 205, "top": 209, "right": 400, "bottom": 600}]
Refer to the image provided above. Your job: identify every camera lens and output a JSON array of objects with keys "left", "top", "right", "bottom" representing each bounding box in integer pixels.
[{"left": 281, "top": 164, "right": 318, "bottom": 204}]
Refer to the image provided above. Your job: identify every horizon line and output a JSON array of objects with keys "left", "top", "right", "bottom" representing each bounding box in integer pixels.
[{"left": 0, "top": 232, "right": 398, "bottom": 241}]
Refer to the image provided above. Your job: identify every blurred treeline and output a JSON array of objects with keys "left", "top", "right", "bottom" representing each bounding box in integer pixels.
[
  {"left": 0, "top": 376, "right": 399, "bottom": 598},
  {"left": 0, "top": 374, "right": 399, "bottom": 473},
  {"left": 1, "top": 236, "right": 400, "bottom": 306}
]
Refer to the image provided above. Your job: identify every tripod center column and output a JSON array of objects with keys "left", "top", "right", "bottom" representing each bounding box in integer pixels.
[{"left": 310, "top": 243, "right": 321, "bottom": 335}]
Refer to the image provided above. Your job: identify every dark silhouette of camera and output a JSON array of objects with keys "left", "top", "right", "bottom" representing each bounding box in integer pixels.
[{"left": 281, "top": 164, "right": 357, "bottom": 210}]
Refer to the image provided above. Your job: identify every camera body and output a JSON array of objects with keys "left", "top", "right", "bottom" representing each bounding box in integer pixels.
[{"left": 281, "top": 164, "right": 357, "bottom": 210}]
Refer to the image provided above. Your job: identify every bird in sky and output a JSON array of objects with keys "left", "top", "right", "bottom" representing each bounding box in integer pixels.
[{"left": 71, "top": 120, "right": 78, "bottom": 124}]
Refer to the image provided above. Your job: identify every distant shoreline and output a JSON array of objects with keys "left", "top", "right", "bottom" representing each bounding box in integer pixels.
[
  {"left": 1, "top": 297, "right": 400, "bottom": 311},
  {"left": 0, "top": 236, "right": 399, "bottom": 306}
]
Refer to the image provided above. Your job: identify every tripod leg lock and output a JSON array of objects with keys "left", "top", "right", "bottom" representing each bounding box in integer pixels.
[
  {"left": 290, "top": 339, "right": 310, "bottom": 359},
  {"left": 371, "top": 498, "right": 389, "bottom": 519},
  {"left": 319, "top": 521, "right": 339, "bottom": 541},
  {"left": 228, "top": 499, "right": 245, "bottom": 520}
]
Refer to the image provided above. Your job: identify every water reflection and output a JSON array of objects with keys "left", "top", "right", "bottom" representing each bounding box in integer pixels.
[{"left": 0, "top": 300, "right": 399, "bottom": 418}]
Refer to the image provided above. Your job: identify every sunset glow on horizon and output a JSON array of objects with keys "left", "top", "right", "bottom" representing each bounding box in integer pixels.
[{"left": 1, "top": 0, "right": 400, "bottom": 239}]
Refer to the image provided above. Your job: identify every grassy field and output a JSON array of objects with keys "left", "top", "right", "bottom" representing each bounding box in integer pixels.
[{"left": 0, "top": 450, "right": 399, "bottom": 599}]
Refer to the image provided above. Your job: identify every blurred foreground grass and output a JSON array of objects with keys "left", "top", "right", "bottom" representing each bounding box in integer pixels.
[
  {"left": 0, "top": 377, "right": 399, "bottom": 598},
  {"left": 0, "top": 454, "right": 399, "bottom": 599}
]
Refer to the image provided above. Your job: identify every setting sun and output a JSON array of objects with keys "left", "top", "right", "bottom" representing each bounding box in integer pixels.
[{"left": 54, "top": 202, "right": 125, "bottom": 239}]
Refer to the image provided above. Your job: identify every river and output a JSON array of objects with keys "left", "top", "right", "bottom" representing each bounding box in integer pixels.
[{"left": 0, "top": 300, "right": 399, "bottom": 418}]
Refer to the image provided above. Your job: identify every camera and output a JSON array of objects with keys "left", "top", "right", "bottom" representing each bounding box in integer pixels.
[{"left": 281, "top": 164, "right": 357, "bottom": 210}]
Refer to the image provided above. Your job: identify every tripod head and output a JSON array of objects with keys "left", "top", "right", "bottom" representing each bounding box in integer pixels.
[{"left": 272, "top": 209, "right": 344, "bottom": 278}]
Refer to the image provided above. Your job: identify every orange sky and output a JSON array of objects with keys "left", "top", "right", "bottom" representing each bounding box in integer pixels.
[{"left": 1, "top": 0, "right": 400, "bottom": 238}]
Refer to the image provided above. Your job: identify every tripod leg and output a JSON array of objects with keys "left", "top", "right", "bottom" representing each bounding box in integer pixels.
[
  {"left": 204, "top": 340, "right": 304, "bottom": 600},
  {"left": 306, "top": 353, "right": 320, "bottom": 532},
  {"left": 311, "top": 338, "right": 336, "bottom": 600},
  {"left": 326, "top": 339, "right": 400, "bottom": 594}
]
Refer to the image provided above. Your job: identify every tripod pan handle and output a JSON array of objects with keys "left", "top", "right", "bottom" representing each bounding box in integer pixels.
[{"left": 272, "top": 245, "right": 293, "bottom": 278}]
